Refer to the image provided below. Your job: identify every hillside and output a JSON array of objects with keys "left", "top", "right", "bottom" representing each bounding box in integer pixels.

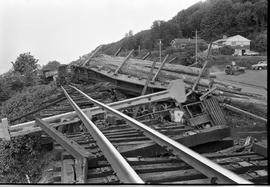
[{"left": 101, "top": 0, "right": 267, "bottom": 55}]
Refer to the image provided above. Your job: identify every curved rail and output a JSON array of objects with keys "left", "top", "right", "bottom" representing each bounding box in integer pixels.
[
  {"left": 69, "top": 85, "right": 252, "bottom": 184},
  {"left": 61, "top": 86, "right": 144, "bottom": 184}
]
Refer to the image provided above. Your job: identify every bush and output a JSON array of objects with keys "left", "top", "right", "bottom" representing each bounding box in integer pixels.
[
  {"left": 0, "top": 83, "right": 61, "bottom": 183},
  {"left": 1, "top": 84, "right": 59, "bottom": 124},
  {"left": 0, "top": 135, "right": 43, "bottom": 183},
  {"left": 219, "top": 46, "right": 234, "bottom": 55}
]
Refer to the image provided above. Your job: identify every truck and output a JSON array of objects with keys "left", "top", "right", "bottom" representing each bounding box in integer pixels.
[{"left": 225, "top": 63, "right": 246, "bottom": 75}]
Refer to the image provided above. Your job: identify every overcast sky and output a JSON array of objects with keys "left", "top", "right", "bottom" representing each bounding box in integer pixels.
[{"left": 0, "top": 0, "right": 202, "bottom": 74}]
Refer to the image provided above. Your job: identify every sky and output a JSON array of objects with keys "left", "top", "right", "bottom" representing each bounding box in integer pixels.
[{"left": 0, "top": 0, "right": 203, "bottom": 74}]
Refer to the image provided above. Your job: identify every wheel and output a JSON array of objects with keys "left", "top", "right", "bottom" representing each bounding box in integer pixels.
[{"left": 259, "top": 67, "right": 262, "bottom": 70}]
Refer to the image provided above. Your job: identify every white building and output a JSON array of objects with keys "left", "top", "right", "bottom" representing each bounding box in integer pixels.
[{"left": 212, "top": 35, "right": 251, "bottom": 56}]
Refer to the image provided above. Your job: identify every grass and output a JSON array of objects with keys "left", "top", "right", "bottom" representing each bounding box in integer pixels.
[{"left": 208, "top": 55, "right": 267, "bottom": 70}]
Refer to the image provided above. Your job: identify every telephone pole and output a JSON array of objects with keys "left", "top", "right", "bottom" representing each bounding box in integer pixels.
[
  {"left": 195, "top": 29, "right": 198, "bottom": 64},
  {"left": 159, "top": 39, "right": 162, "bottom": 63}
]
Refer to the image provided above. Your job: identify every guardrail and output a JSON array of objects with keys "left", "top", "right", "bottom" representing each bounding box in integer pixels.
[{"left": 70, "top": 84, "right": 252, "bottom": 184}]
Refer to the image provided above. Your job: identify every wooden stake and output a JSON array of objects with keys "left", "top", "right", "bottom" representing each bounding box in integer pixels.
[
  {"left": 0, "top": 118, "right": 10, "bottom": 141},
  {"left": 114, "top": 49, "right": 134, "bottom": 74}
]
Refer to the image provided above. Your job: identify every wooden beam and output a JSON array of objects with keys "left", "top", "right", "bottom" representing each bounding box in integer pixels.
[
  {"left": 114, "top": 49, "right": 134, "bottom": 74},
  {"left": 252, "top": 140, "right": 267, "bottom": 158},
  {"left": 74, "top": 158, "right": 88, "bottom": 183},
  {"left": 142, "top": 52, "right": 151, "bottom": 60},
  {"left": 0, "top": 118, "right": 10, "bottom": 141},
  {"left": 35, "top": 117, "right": 92, "bottom": 160},
  {"left": 222, "top": 104, "right": 267, "bottom": 123},
  {"left": 151, "top": 54, "right": 169, "bottom": 83},
  {"left": 82, "top": 45, "right": 103, "bottom": 66},
  {"left": 114, "top": 47, "right": 122, "bottom": 56},
  {"left": 186, "top": 42, "right": 213, "bottom": 96},
  {"left": 61, "top": 159, "right": 75, "bottom": 183},
  {"left": 199, "top": 86, "right": 217, "bottom": 101}
]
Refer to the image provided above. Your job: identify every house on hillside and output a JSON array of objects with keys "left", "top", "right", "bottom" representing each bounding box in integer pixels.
[
  {"left": 212, "top": 35, "right": 251, "bottom": 56},
  {"left": 170, "top": 38, "right": 206, "bottom": 49}
]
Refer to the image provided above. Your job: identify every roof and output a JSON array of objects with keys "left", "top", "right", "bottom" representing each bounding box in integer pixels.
[{"left": 213, "top": 35, "right": 250, "bottom": 44}]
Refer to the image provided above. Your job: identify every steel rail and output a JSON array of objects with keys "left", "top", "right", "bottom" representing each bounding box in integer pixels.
[
  {"left": 61, "top": 86, "right": 144, "bottom": 184},
  {"left": 70, "top": 85, "right": 252, "bottom": 184}
]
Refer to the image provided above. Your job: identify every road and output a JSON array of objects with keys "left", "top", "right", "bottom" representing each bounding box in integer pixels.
[{"left": 212, "top": 70, "right": 267, "bottom": 100}]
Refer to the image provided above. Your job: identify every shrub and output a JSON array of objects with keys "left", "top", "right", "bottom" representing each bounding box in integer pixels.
[
  {"left": 0, "top": 83, "right": 61, "bottom": 183},
  {"left": 1, "top": 83, "right": 59, "bottom": 124},
  {"left": 0, "top": 135, "right": 43, "bottom": 183},
  {"left": 219, "top": 46, "right": 234, "bottom": 55}
]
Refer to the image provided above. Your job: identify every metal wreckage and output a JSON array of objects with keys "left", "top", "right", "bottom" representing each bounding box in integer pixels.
[{"left": 0, "top": 46, "right": 267, "bottom": 184}]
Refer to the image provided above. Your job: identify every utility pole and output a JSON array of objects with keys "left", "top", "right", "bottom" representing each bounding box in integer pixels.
[
  {"left": 195, "top": 29, "right": 198, "bottom": 64},
  {"left": 159, "top": 39, "right": 162, "bottom": 63}
]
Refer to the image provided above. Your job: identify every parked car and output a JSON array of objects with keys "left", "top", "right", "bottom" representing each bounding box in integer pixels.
[
  {"left": 244, "top": 51, "right": 259, "bottom": 56},
  {"left": 252, "top": 61, "right": 267, "bottom": 70}
]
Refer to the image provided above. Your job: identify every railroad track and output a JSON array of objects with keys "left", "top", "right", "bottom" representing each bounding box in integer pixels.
[{"left": 34, "top": 85, "right": 267, "bottom": 184}]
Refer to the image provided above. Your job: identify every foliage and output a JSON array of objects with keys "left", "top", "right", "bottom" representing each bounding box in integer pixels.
[
  {"left": 219, "top": 46, "right": 235, "bottom": 55},
  {"left": 102, "top": 0, "right": 267, "bottom": 54},
  {"left": 42, "top": 61, "right": 61, "bottom": 71},
  {"left": 0, "top": 83, "right": 60, "bottom": 183},
  {"left": 1, "top": 84, "right": 59, "bottom": 123},
  {"left": 250, "top": 31, "right": 267, "bottom": 52},
  {"left": 0, "top": 135, "right": 44, "bottom": 183},
  {"left": 12, "top": 52, "right": 38, "bottom": 75},
  {"left": 11, "top": 52, "right": 40, "bottom": 87},
  {"left": 0, "top": 71, "right": 25, "bottom": 103}
]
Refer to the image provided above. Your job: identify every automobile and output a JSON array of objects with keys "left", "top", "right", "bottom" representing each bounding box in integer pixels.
[
  {"left": 225, "top": 64, "right": 246, "bottom": 75},
  {"left": 244, "top": 51, "right": 260, "bottom": 56},
  {"left": 251, "top": 61, "right": 267, "bottom": 70}
]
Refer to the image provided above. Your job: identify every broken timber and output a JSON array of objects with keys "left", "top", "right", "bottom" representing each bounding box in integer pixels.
[
  {"left": 35, "top": 117, "right": 92, "bottom": 160},
  {"left": 0, "top": 118, "right": 10, "bottom": 141},
  {"left": 5, "top": 79, "right": 186, "bottom": 138}
]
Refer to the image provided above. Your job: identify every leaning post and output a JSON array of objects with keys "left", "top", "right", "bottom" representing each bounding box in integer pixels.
[{"left": 0, "top": 118, "right": 11, "bottom": 141}]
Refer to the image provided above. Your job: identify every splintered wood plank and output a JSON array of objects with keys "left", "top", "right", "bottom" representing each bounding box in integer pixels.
[
  {"left": 61, "top": 159, "right": 75, "bottom": 183},
  {"left": 74, "top": 158, "right": 88, "bottom": 183},
  {"left": 0, "top": 118, "right": 10, "bottom": 141}
]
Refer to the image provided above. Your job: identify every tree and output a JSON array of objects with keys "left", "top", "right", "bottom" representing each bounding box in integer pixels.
[
  {"left": 200, "top": 0, "right": 234, "bottom": 41},
  {"left": 42, "top": 61, "right": 61, "bottom": 71},
  {"left": 219, "top": 46, "right": 235, "bottom": 55},
  {"left": 250, "top": 31, "right": 267, "bottom": 52},
  {"left": 12, "top": 53, "right": 39, "bottom": 87},
  {"left": 12, "top": 52, "right": 38, "bottom": 75}
]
